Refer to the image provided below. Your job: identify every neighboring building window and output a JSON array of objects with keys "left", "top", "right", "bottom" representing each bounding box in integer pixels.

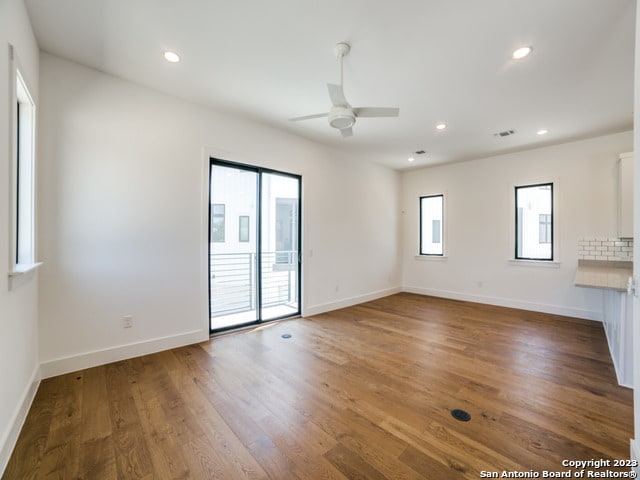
[
  {"left": 239, "top": 215, "right": 249, "bottom": 242},
  {"left": 12, "top": 58, "right": 36, "bottom": 269},
  {"left": 275, "top": 198, "right": 297, "bottom": 264},
  {"left": 432, "top": 220, "right": 441, "bottom": 244},
  {"left": 211, "top": 204, "right": 226, "bottom": 242},
  {"left": 515, "top": 183, "right": 553, "bottom": 260},
  {"left": 420, "top": 194, "right": 444, "bottom": 255},
  {"left": 539, "top": 214, "right": 551, "bottom": 244}
]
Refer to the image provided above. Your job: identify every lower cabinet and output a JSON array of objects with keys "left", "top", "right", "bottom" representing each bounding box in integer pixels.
[{"left": 602, "top": 289, "right": 633, "bottom": 387}]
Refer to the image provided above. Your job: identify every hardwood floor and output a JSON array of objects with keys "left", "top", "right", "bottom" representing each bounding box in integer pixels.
[{"left": 3, "top": 293, "right": 634, "bottom": 479}]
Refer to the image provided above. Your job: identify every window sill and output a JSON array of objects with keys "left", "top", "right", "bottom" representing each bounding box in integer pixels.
[
  {"left": 8, "top": 262, "right": 43, "bottom": 277},
  {"left": 415, "top": 255, "right": 448, "bottom": 261},
  {"left": 508, "top": 259, "right": 560, "bottom": 268}
]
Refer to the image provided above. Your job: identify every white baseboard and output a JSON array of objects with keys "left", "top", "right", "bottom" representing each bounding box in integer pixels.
[
  {"left": 402, "top": 286, "right": 602, "bottom": 322},
  {"left": 40, "top": 329, "right": 209, "bottom": 379},
  {"left": 303, "top": 287, "right": 402, "bottom": 317},
  {"left": 603, "top": 330, "right": 634, "bottom": 389},
  {"left": 0, "top": 364, "right": 41, "bottom": 476}
]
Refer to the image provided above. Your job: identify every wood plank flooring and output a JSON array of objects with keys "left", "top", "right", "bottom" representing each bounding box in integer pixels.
[{"left": 3, "top": 293, "right": 634, "bottom": 479}]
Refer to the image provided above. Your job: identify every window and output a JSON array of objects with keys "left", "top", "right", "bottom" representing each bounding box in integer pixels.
[
  {"left": 275, "top": 198, "right": 297, "bottom": 264},
  {"left": 420, "top": 194, "right": 444, "bottom": 255},
  {"left": 211, "top": 204, "right": 225, "bottom": 242},
  {"left": 10, "top": 46, "right": 37, "bottom": 272},
  {"left": 432, "top": 220, "right": 441, "bottom": 244},
  {"left": 239, "top": 215, "right": 249, "bottom": 242},
  {"left": 539, "top": 214, "right": 551, "bottom": 244},
  {"left": 515, "top": 183, "right": 553, "bottom": 260}
]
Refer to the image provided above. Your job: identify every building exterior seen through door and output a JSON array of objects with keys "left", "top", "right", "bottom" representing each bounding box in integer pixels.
[{"left": 209, "top": 159, "right": 301, "bottom": 332}]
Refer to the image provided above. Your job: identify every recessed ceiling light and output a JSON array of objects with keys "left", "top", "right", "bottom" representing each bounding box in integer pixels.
[
  {"left": 435, "top": 122, "right": 447, "bottom": 131},
  {"left": 408, "top": 155, "right": 415, "bottom": 162},
  {"left": 512, "top": 46, "right": 532, "bottom": 60},
  {"left": 163, "top": 50, "right": 181, "bottom": 63},
  {"left": 537, "top": 129, "right": 549, "bottom": 135}
]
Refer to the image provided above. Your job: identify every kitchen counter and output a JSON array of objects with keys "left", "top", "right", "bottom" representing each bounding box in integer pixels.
[{"left": 574, "top": 260, "right": 632, "bottom": 291}]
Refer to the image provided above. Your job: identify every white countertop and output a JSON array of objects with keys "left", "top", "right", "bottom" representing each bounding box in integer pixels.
[{"left": 574, "top": 260, "right": 632, "bottom": 291}]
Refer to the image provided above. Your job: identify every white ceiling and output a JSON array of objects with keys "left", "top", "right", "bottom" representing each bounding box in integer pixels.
[{"left": 25, "top": 0, "right": 636, "bottom": 170}]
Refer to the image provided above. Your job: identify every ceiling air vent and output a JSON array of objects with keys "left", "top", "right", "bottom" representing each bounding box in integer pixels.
[{"left": 494, "top": 129, "right": 516, "bottom": 137}]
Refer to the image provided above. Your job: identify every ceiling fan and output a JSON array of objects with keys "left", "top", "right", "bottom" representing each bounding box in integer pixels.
[{"left": 289, "top": 43, "right": 400, "bottom": 138}]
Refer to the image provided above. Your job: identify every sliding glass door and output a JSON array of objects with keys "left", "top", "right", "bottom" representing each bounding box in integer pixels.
[{"left": 209, "top": 159, "right": 301, "bottom": 332}]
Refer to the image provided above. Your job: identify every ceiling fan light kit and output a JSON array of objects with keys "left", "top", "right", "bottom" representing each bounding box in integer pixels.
[
  {"left": 329, "top": 107, "right": 355, "bottom": 129},
  {"left": 289, "top": 42, "right": 399, "bottom": 137}
]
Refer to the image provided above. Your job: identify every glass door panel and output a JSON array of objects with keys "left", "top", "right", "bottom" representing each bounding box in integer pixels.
[
  {"left": 260, "top": 172, "right": 300, "bottom": 321},
  {"left": 210, "top": 163, "right": 258, "bottom": 331}
]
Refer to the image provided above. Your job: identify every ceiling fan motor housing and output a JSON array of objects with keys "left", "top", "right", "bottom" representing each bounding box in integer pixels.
[{"left": 328, "top": 106, "right": 355, "bottom": 129}]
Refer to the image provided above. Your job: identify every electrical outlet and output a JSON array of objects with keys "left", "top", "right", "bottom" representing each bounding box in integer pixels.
[{"left": 123, "top": 315, "right": 133, "bottom": 328}]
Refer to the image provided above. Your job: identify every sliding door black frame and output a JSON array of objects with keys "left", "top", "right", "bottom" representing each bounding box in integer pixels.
[{"left": 208, "top": 158, "right": 302, "bottom": 334}]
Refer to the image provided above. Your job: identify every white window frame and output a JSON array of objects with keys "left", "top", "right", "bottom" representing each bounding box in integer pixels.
[{"left": 8, "top": 44, "right": 41, "bottom": 277}]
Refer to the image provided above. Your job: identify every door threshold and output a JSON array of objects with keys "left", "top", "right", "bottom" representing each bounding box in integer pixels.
[{"left": 210, "top": 315, "right": 301, "bottom": 338}]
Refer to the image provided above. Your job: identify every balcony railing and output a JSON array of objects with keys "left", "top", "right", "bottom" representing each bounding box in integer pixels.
[{"left": 210, "top": 251, "right": 298, "bottom": 318}]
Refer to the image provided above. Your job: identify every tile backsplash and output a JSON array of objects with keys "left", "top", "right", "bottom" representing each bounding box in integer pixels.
[{"left": 578, "top": 236, "right": 633, "bottom": 262}]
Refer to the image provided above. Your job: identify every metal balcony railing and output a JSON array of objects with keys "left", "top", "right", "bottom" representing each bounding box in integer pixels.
[{"left": 210, "top": 251, "right": 298, "bottom": 317}]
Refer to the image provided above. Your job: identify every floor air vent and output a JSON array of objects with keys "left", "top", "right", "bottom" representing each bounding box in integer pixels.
[{"left": 451, "top": 409, "right": 471, "bottom": 422}]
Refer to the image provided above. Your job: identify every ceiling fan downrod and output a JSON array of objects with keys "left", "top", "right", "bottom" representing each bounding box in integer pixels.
[{"left": 334, "top": 42, "right": 350, "bottom": 86}]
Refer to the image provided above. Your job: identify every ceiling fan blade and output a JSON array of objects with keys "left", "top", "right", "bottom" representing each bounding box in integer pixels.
[
  {"left": 353, "top": 107, "right": 400, "bottom": 118},
  {"left": 328, "top": 83, "right": 349, "bottom": 107},
  {"left": 340, "top": 127, "right": 353, "bottom": 138},
  {"left": 288, "top": 112, "right": 329, "bottom": 122}
]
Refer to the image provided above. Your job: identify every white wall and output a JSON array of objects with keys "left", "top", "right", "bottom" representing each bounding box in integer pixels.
[
  {"left": 303, "top": 148, "right": 402, "bottom": 312},
  {"left": 37, "top": 53, "right": 402, "bottom": 376},
  {"left": 0, "top": 0, "right": 41, "bottom": 472},
  {"left": 401, "top": 131, "right": 633, "bottom": 320}
]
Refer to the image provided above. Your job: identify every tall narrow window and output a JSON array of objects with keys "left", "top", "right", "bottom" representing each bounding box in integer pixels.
[
  {"left": 515, "top": 183, "right": 553, "bottom": 260},
  {"left": 420, "top": 194, "right": 444, "bottom": 255},
  {"left": 239, "top": 215, "right": 250, "bottom": 242},
  {"left": 211, "top": 204, "right": 226, "bottom": 242},
  {"left": 11, "top": 49, "right": 37, "bottom": 271}
]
